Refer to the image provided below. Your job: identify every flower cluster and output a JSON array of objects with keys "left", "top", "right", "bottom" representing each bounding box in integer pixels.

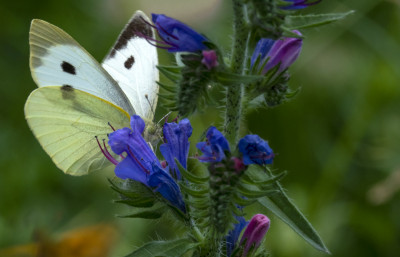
[
  {"left": 197, "top": 126, "right": 274, "bottom": 167},
  {"left": 105, "top": 115, "right": 191, "bottom": 213},
  {"left": 104, "top": 117, "right": 274, "bottom": 215}
]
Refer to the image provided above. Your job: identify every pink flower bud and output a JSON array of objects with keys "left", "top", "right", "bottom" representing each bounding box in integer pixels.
[
  {"left": 240, "top": 214, "right": 270, "bottom": 256},
  {"left": 201, "top": 50, "right": 219, "bottom": 70}
]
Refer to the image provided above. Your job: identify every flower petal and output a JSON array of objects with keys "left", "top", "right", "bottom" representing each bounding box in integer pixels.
[
  {"left": 196, "top": 127, "right": 230, "bottom": 163},
  {"left": 160, "top": 119, "right": 193, "bottom": 179},
  {"left": 130, "top": 115, "right": 146, "bottom": 134},
  {"left": 147, "top": 165, "right": 186, "bottom": 213},
  {"left": 108, "top": 127, "right": 132, "bottom": 155},
  {"left": 238, "top": 135, "right": 274, "bottom": 165},
  {"left": 152, "top": 13, "right": 208, "bottom": 52},
  {"left": 226, "top": 216, "right": 248, "bottom": 257},
  {"left": 250, "top": 38, "right": 274, "bottom": 68},
  {"left": 114, "top": 155, "right": 148, "bottom": 184}
]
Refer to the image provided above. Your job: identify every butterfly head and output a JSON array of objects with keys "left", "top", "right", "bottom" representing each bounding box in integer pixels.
[{"left": 143, "top": 119, "right": 162, "bottom": 149}]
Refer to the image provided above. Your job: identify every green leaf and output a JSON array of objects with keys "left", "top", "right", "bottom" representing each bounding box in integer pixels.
[
  {"left": 242, "top": 167, "right": 287, "bottom": 186},
  {"left": 109, "top": 178, "right": 153, "bottom": 198},
  {"left": 176, "top": 159, "right": 209, "bottom": 184},
  {"left": 118, "top": 204, "right": 165, "bottom": 219},
  {"left": 216, "top": 71, "right": 263, "bottom": 86},
  {"left": 258, "top": 175, "right": 330, "bottom": 253},
  {"left": 157, "top": 65, "right": 182, "bottom": 82},
  {"left": 114, "top": 198, "right": 155, "bottom": 208},
  {"left": 233, "top": 194, "right": 257, "bottom": 206},
  {"left": 124, "top": 238, "right": 198, "bottom": 257},
  {"left": 180, "top": 182, "right": 209, "bottom": 197},
  {"left": 237, "top": 182, "right": 277, "bottom": 198},
  {"left": 284, "top": 11, "right": 355, "bottom": 30}
]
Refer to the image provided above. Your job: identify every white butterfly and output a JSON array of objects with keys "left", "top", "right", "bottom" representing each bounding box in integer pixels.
[{"left": 24, "top": 11, "right": 159, "bottom": 176}]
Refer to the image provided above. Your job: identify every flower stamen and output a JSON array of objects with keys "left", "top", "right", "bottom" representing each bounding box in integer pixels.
[
  {"left": 108, "top": 122, "right": 116, "bottom": 131},
  {"left": 96, "top": 136, "right": 118, "bottom": 165}
]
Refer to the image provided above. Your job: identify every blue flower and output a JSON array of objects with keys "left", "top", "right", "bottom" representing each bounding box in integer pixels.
[
  {"left": 152, "top": 13, "right": 208, "bottom": 52},
  {"left": 196, "top": 126, "right": 230, "bottom": 162},
  {"left": 238, "top": 135, "right": 274, "bottom": 165},
  {"left": 107, "top": 115, "right": 186, "bottom": 213},
  {"left": 226, "top": 216, "right": 248, "bottom": 257},
  {"left": 160, "top": 119, "right": 193, "bottom": 180},
  {"left": 251, "top": 31, "right": 303, "bottom": 75},
  {"left": 281, "top": 0, "right": 322, "bottom": 10}
]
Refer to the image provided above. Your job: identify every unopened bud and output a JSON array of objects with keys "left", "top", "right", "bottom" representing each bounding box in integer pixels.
[{"left": 240, "top": 214, "right": 270, "bottom": 256}]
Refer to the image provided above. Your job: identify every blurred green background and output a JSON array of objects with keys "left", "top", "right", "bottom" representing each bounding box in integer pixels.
[{"left": 1, "top": 0, "right": 399, "bottom": 256}]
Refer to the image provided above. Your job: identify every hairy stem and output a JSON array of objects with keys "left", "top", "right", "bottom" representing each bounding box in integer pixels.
[{"left": 224, "top": 0, "right": 250, "bottom": 145}]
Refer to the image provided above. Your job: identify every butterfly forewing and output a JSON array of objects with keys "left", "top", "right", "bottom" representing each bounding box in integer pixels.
[
  {"left": 102, "top": 11, "right": 159, "bottom": 121},
  {"left": 29, "top": 19, "right": 135, "bottom": 116},
  {"left": 24, "top": 86, "right": 130, "bottom": 175}
]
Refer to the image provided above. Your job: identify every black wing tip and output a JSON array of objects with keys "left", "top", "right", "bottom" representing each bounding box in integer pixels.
[{"left": 107, "top": 10, "right": 154, "bottom": 58}]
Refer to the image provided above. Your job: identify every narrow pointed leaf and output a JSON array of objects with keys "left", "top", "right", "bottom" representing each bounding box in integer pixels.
[
  {"left": 180, "top": 182, "right": 209, "bottom": 197},
  {"left": 233, "top": 193, "right": 257, "bottom": 206},
  {"left": 157, "top": 65, "right": 183, "bottom": 73},
  {"left": 108, "top": 179, "right": 157, "bottom": 207},
  {"left": 258, "top": 182, "right": 330, "bottom": 253},
  {"left": 124, "top": 238, "right": 198, "bottom": 257},
  {"left": 242, "top": 169, "right": 287, "bottom": 186},
  {"left": 216, "top": 71, "right": 263, "bottom": 85},
  {"left": 284, "top": 11, "right": 355, "bottom": 30},
  {"left": 118, "top": 203, "right": 165, "bottom": 219},
  {"left": 175, "top": 159, "right": 209, "bottom": 184},
  {"left": 114, "top": 198, "right": 155, "bottom": 208},
  {"left": 237, "top": 183, "right": 277, "bottom": 198}
]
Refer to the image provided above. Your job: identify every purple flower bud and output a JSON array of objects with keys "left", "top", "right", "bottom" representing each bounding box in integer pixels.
[
  {"left": 238, "top": 135, "right": 274, "bottom": 165},
  {"left": 240, "top": 214, "right": 270, "bottom": 256},
  {"left": 251, "top": 31, "right": 302, "bottom": 75},
  {"left": 232, "top": 157, "right": 246, "bottom": 172},
  {"left": 152, "top": 13, "right": 208, "bottom": 52},
  {"left": 201, "top": 50, "right": 219, "bottom": 70},
  {"left": 281, "top": 0, "right": 322, "bottom": 10}
]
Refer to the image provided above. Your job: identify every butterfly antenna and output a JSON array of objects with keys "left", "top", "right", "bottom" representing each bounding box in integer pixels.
[
  {"left": 145, "top": 94, "right": 156, "bottom": 118},
  {"left": 158, "top": 111, "right": 172, "bottom": 125}
]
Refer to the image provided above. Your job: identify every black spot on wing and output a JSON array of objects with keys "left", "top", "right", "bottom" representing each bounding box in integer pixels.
[
  {"left": 61, "top": 84, "right": 75, "bottom": 100},
  {"left": 61, "top": 61, "right": 76, "bottom": 75},
  {"left": 124, "top": 56, "right": 135, "bottom": 69},
  {"left": 108, "top": 14, "right": 153, "bottom": 58},
  {"left": 61, "top": 84, "right": 74, "bottom": 91}
]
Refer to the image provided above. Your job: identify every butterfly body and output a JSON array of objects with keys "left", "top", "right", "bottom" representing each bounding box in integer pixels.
[{"left": 25, "top": 11, "right": 159, "bottom": 175}]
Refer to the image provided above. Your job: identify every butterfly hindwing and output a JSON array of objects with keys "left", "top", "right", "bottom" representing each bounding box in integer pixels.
[
  {"left": 24, "top": 86, "right": 130, "bottom": 175},
  {"left": 29, "top": 19, "right": 135, "bottom": 115},
  {"left": 102, "top": 10, "right": 159, "bottom": 120}
]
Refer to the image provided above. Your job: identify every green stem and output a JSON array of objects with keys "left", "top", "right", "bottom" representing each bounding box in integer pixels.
[{"left": 224, "top": 0, "right": 250, "bottom": 145}]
